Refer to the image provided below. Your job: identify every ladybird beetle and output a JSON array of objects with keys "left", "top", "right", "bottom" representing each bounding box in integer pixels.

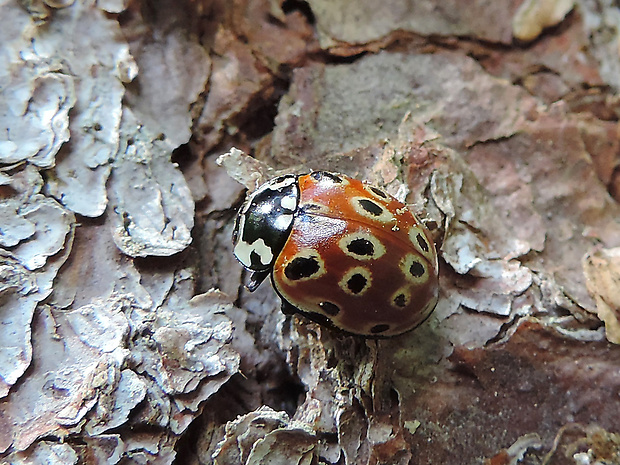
[{"left": 232, "top": 171, "right": 439, "bottom": 337}]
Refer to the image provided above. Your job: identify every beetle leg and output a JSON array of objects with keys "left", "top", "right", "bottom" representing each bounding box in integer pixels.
[{"left": 246, "top": 269, "right": 270, "bottom": 292}]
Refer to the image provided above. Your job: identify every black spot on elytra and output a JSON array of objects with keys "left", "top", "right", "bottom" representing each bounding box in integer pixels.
[
  {"left": 409, "top": 261, "right": 425, "bottom": 278},
  {"left": 416, "top": 233, "right": 429, "bottom": 253},
  {"left": 347, "top": 238, "right": 374, "bottom": 256},
  {"left": 347, "top": 274, "right": 367, "bottom": 294},
  {"left": 311, "top": 171, "right": 342, "bottom": 183},
  {"left": 358, "top": 199, "right": 383, "bottom": 216},
  {"left": 285, "top": 256, "right": 320, "bottom": 280},
  {"left": 369, "top": 186, "right": 388, "bottom": 199},
  {"left": 319, "top": 301, "right": 340, "bottom": 316},
  {"left": 370, "top": 324, "right": 390, "bottom": 334},
  {"left": 300, "top": 203, "right": 323, "bottom": 214},
  {"left": 394, "top": 294, "right": 407, "bottom": 307}
]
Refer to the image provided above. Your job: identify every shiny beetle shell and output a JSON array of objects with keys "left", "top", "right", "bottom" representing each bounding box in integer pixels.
[{"left": 233, "top": 171, "right": 439, "bottom": 337}]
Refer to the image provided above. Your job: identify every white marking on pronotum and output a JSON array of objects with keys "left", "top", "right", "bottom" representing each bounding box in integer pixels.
[
  {"left": 235, "top": 214, "right": 246, "bottom": 241},
  {"left": 241, "top": 176, "right": 297, "bottom": 216},
  {"left": 234, "top": 238, "right": 273, "bottom": 267},
  {"left": 280, "top": 195, "right": 297, "bottom": 211},
  {"left": 262, "top": 176, "right": 296, "bottom": 194},
  {"left": 240, "top": 198, "right": 253, "bottom": 216},
  {"left": 274, "top": 214, "right": 293, "bottom": 231}
]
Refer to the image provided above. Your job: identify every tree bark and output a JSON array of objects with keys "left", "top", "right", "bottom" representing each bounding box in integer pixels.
[{"left": 1, "top": 0, "right": 619, "bottom": 464}]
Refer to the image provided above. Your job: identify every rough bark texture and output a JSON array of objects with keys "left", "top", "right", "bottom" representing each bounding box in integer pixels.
[{"left": 1, "top": 0, "right": 620, "bottom": 464}]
